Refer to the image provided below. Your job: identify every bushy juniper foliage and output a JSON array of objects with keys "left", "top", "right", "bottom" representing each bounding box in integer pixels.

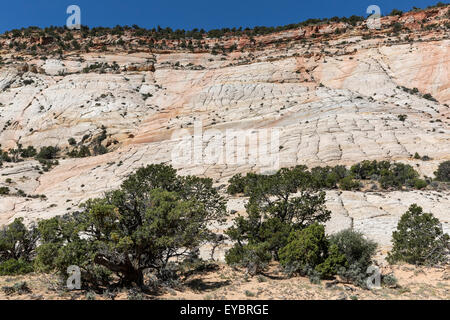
[
  {"left": 35, "top": 164, "right": 227, "bottom": 289},
  {"left": 387, "top": 204, "right": 449, "bottom": 266}
]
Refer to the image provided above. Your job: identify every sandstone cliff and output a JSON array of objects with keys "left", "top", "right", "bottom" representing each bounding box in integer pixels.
[{"left": 0, "top": 6, "right": 449, "bottom": 255}]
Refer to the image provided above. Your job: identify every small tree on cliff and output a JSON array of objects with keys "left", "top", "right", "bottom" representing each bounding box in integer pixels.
[
  {"left": 225, "top": 166, "right": 331, "bottom": 274},
  {"left": 434, "top": 160, "right": 450, "bottom": 182},
  {"left": 35, "top": 164, "right": 227, "bottom": 289}
]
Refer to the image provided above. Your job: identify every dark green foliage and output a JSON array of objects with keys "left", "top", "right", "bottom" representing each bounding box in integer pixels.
[
  {"left": 423, "top": 93, "right": 437, "bottom": 102},
  {"left": 19, "top": 146, "right": 37, "bottom": 158},
  {"left": 315, "top": 243, "right": 348, "bottom": 279},
  {"left": 68, "top": 138, "right": 77, "bottom": 146},
  {"left": 279, "top": 224, "right": 329, "bottom": 270},
  {"left": 387, "top": 204, "right": 449, "bottom": 266},
  {"left": 382, "top": 274, "right": 398, "bottom": 288},
  {"left": 227, "top": 161, "right": 424, "bottom": 196},
  {"left": 392, "top": 22, "right": 403, "bottom": 33},
  {"left": 350, "top": 160, "right": 388, "bottom": 180},
  {"left": 279, "top": 224, "right": 347, "bottom": 279},
  {"left": 350, "top": 160, "right": 421, "bottom": 190},
  {"left": 37, "top": 158, "right": 59, "bottom": 172},
  {"left": 0, "top": 258, "right": 34, "bottom": 275},
  {"left": 35, "top": 164, "right": 227, "bottom": 289},
  {"left": 68, "top": 145, "right": 91, "bottom": 158},
  {"left": 339, "top": 176, "right": 361, "bottom": 191},
  {"left": 434, "top": 160, "right": 450, "bottom": 182},
  {"left": 36, "top": 146, "right": 59, "bottom": 160},
  {"left": 225, "top": 161, "right": 424, "bottom": 275},
  {"left": 78, "top": 145, "right": 91, "bottom": 157},
  {"left": 225, "top": 166, "right": 331, "bottom": 274},
  {"left": 0, "top": 149, "right": 12, "bottom": 163},
  {"left": 0, "top": 187, "right": 9, "bottom": 195},
  {"left": 310, "top": 165, "right": 349, "bottom": 189},
  {"left": 93, "top": 144, "right": 108, "bottom": 156},
  {"left": 412, "top": 178, "right": 427, "bottom": 190},
  {"left": 329, "top": 229, "right": 377, "bottom": 287},
  {"left": 226, "top": 174, "right": 246, "bottom": 195},
  {"left": 0, "top": 218, "right": 39, "bottom": 263},
  {"left": 379, "top": 163, "right": 420, "bottom": 189},
  {"left": 0, "top": 12, "right": 365, "bottom": 50},
  {"left": 225, "top": 242, "right": 272, "bottom": 276},
  {"left": 1, "top": 144, "right": 36, "bottom": 162}
]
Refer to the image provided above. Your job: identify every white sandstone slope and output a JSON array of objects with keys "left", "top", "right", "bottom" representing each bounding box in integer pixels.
[{"left": 0, "top": 8, "right": 449, "bottom": 253}]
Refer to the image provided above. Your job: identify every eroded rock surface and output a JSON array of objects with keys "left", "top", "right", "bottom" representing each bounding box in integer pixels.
[{"left": 0, "top": 8, "right": 449, "bottom": 253}]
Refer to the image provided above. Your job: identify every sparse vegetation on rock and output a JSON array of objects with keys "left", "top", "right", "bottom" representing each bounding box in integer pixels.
[
  {"left": 434, "top": 160, "right": 450, "bottom": 182},
  {"left": 34, "top": 164, "right": 227, "bottom": 290},
  {"left": 227, "top": 160, "right": 427, "bottom": 194},
  {"left": 225, "top": 166, "right": 332, "bottom": 275}
]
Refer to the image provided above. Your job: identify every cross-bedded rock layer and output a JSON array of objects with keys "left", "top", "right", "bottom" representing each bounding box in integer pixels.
[{"left": 0, "top": 9, "right": 449, "bottom": 251}]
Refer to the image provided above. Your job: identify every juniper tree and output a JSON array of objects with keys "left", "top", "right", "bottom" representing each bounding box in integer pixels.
[
  {"left": 387, "top": 204, "right": 449, "bottom": 266},
  {"left": 35, "top": 164, "right": 227, "bottom": 288}
]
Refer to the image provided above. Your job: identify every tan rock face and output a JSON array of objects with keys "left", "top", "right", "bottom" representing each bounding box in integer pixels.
[{"left": 0, "top": 13, "right": 449, "bottom": 252}]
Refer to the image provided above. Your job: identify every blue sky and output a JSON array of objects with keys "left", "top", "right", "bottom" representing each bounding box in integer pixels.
[{"left": 0, "top": 0, "right": 446, "bottom": 33}]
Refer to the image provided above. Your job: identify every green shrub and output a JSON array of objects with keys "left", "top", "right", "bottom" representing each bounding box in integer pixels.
[
  {"left": 315, "top": 244, "right": 348, "bottom": 279},
  {"left": 434, "top": 161, "right": 450, "bottom": 182},
  {"left": 382, "top": 274, "right": 398, "bottom": 288},
  {"left": 379, "top": 163, "right": 419, "bottom": 189},
  {"left": 329, "top": 229, "right": 377, "bottom": 287},
  {"left": 227, "top": 174, "right": 246, "bottom": 195},
  {"left": 339, "top": 176, "right": 361, "bottom": 191},
  {"left": 20, "top": 146, "right": 37, "bottom": 158},
  {"left": 225, "top": 242, "right": 272, "bottom": 276},
  {"left": 387, "top": 204, "right": 449, "bottom": 265},
  {"left": 0, "top": 218, "right": 39, "bottom": 263},
  {"left": 0, "top": 258, "right": 34, "bottom": 275},
  {"left": 225, "top": 166, "right": 331, "bottom": 274},
  {"left": 68, "top": 145, "right": 91, "bottom": 158},
  {"left": 351, "top": 160, "right": 387, "bottom": 180},
  {"left": 412, "top": 178, "right": 428, "bottom": 190},
  {"left": 279, "top": 224, "right": 347, "bottom": 279},
  {"left": 279, "top": 224, "right": 327, "bottom": 270},
  {"left": 36, "top": 146, "right": 59, "bottom": 160},
  {"left": 35, "top": 164, "right": 227, "bottom": 288},
  {"left": 310, "top": 166, "right": 340, "bottom": 189},
  {"left": 93, "top": 144, "right": 108, "bottom": 155},
  {"left": 0, "top": 150, "right": 12, "bottom": 163},
  {"left": 0, "top": 187, "right": 9, "bottom": 195},
  {"left": 423, "top": 93, "right": 437, "bottom": 102},
  {"left": 68, "top": 138, "right": 77, "bottom": 146}
]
